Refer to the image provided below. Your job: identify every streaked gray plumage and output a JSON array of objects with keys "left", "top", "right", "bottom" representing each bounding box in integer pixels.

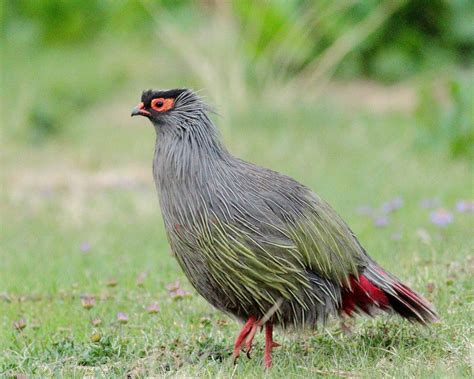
[{"left": 131, "top": 88, "right": 438, "bottom": 368}]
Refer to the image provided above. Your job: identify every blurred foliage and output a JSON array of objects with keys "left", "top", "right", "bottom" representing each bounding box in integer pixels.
[
  {"left": 4, "top": 0, "right": 473, "bottom": 81},
  {"left": 1, "top": 0, "right": 472, "bottom": 153},
  {"left": 232, "top": 0, "right": 473, "bottom": 82},
  {"left": 415, "top": 74, "right": 474, "bottom": 160},
  {"left": 355, "top": 0, "right": 474, "bottom": 81},
  {"left": 4, "top": 0, "right": 152, "bottom": 45}
]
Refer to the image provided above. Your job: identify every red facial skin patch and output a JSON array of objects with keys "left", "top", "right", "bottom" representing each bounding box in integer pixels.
[{"left": 151, "top": 97, "right": 174, "bottom": 112}]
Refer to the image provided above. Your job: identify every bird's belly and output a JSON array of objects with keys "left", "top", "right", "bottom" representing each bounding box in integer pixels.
[{"left": 171, "top": 243, "right": 248, "bottom": 318}]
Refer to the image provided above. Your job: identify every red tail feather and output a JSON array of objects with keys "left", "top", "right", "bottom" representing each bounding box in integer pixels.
[
  {"left": 341, "top": 275, "right": 389, "bottom": 316},
  {"left": 341, "top": 269, "right": 439, "bottom": 323}
]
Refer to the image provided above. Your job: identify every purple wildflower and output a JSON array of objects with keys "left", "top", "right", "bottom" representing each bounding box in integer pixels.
[
  {"left": 374, "top": 215, "right": 389, "bottom": 227},
  {"left": 169, "top": 288, "right": 191, "bottom": 299},
  {"left": 91, "top": 318, "right": 102, "bottom": 326},
  {"left": 165, "top": 281, "right": 191, "bottom": 299},
  {"left": 80, "top": 241, "right": 91, "bottom": 253},
  {"left": 165, "top": 280, "right": 181, "bottom": 292},
  {"left": 430, "top": 209, "right": 454, "bottom": 227},
  {"left": 117, "top": 312, "right": 129, "bottom": 324},
  {"left": 146, "top": 303, "right": 160, "bottom": 314},
  {"left": 81, "top": 295, "right": 96, "bottom": 309},
  {"left": 456, "top": 200, "right": 474, "bottom": 213},
  {"left": 381, "top": 197, "right": 403, "bottom": 214}
]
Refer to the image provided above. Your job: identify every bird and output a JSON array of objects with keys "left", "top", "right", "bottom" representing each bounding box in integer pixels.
[{"left": 131, "top": 88, "right": 438, "bottom": 369}]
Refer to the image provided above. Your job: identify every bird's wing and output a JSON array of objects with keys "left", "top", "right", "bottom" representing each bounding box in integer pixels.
[
  {"left": 233, "top": 162, "right": 366, "bottom": 287},
  {"left": 183, "top": 161, "right": 366, "bottom": 310}
]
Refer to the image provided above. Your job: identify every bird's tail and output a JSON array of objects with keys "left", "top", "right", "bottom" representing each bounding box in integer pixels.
[{"left": 341, "top": 262, "right": 439, "bottom": 324}]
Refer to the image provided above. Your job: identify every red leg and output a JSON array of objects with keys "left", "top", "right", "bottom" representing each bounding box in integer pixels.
[
  {"left": 264, "top": 322, "right": 280, "bottom": 369},
  {"left": 244, "top": 323, "right": 259, "bottom": 358},
  {"left": 233, "top": 316, "right": 257, "bottom": 363}
]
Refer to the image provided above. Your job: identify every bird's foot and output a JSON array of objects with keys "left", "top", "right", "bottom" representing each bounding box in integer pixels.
[
  {"left": 244, "top": 323, "right": 260, "bottom": 358},
  {"left": 232, "top": 317, "right": 280, "bottom": 368},
  {"left": 232, "top": 316, "right": 258, "bottom": 364},
  {"left": 264, "top": 323, "right": 280, "bottom": 369}
]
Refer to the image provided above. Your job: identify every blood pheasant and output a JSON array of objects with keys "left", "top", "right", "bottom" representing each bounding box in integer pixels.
[{"left": 131, "top": 89, "right": 438, "bottom": 368}]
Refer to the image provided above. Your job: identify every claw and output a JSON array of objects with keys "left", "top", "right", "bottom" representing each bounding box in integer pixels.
[
  {"left": 244, "top": 323, "right": 258, "bottom": 358},
  {"left": 233, "top": 317, "right": 280, "bottom": 368},
  {"left": 232, "top": 316, "right": 257, "bottom": 364}
]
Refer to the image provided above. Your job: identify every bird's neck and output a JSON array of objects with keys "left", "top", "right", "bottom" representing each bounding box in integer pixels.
[{"left": 152, "top": 127, "right": 232, "bottom": 195}]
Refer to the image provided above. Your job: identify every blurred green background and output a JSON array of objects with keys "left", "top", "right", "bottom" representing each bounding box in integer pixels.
[
  {"left": 1, "top": 1, "right": 473, "bottom": 377},
  {"left": 2, "top": 0, "right": 473, "bottom": 155}
]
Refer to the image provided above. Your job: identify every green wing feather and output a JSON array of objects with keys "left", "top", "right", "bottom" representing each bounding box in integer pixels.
[
  {"left": 175, "top": 193, "right": 361, "bottom": 316},
  {"left": 165, "top": 163, "right": 365, "bottom": 321}
]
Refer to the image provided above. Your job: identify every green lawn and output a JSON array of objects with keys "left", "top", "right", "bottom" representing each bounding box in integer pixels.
[{"left": 1, "top": 88, "right": 472, "bottom": 377}]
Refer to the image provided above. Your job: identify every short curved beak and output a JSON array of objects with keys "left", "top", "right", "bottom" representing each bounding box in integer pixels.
[{"left": 131, "top": 102, "right": 151, "bottom": 117}]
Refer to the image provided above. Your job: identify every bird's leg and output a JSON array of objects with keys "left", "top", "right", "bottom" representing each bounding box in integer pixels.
[
  {"left": 244, "top": 323, "right": 259, "bottom": 358},
  {"left": 263, "top": 322, "right": 280, "bottom": 369},
  {"left": 232, "top": 316, "right": 258, "bottom": 363}
]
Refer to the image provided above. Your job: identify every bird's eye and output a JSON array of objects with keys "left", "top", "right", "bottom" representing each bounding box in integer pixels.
[{"left": 151, "top": 97, "right": 173, "bottom": 112}]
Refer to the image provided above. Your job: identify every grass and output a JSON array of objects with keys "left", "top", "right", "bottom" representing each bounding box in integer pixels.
[
  {"left": 1, "top": 89, "right": 472, "bottom": 377},
  {"left": 1, "top": 21, "right": 473, "bottom": 378}
]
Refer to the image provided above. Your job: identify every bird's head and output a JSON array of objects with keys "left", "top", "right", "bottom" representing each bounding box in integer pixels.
[
  {"left": 131, "top": 88, "right": 225, "bottom": 156},
  {"left": 131, "top": 88, "right": 206, "bottom": 127}
]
